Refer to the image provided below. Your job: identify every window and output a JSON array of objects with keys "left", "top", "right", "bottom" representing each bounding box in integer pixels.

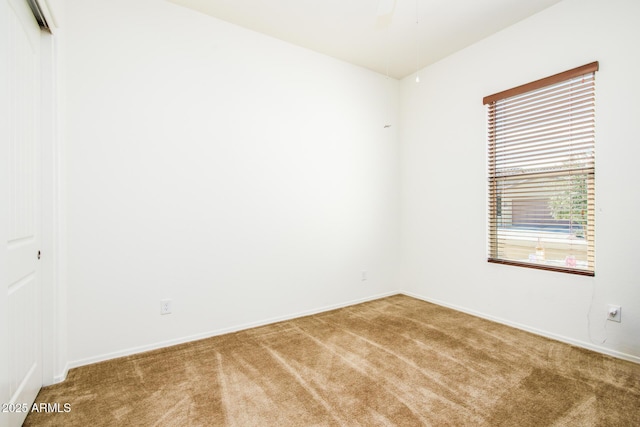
[{"left": 484, "top": 62, "right": 598, "bottom": 276}]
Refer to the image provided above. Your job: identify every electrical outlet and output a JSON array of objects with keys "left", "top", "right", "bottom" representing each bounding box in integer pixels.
[
  {"left": 607, "top": 304, "right": 621, "bottom": 322},
  {"left": 361, "top": 271, "right": 367, "bottom": 281},
  {"left": 161, "top": 299, "right": 172, "bottom": 315}
]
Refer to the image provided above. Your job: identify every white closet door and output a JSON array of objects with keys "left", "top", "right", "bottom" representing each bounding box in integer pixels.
[{"left": 2, "top": 0, "right": 43, "bottom": 425}]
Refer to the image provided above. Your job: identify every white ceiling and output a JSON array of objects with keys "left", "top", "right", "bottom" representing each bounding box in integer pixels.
[{"left": 167, "top": 0, "right": 564, "bottom": 79}]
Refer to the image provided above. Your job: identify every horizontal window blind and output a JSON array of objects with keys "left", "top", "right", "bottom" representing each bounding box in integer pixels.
[{"left": 485, "top": 62, "right": 598, "bottom": 276}]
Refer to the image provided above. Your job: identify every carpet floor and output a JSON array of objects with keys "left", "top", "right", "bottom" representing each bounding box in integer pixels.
[{"left": 24, "top": 295, "right": 640, "bottom": 426}]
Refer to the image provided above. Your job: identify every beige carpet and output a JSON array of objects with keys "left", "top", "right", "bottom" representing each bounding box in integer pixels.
[{"left": 25, "top": 295, "right": 640, "bottom": 426}]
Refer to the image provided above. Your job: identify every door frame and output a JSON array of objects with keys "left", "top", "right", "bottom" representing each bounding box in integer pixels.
[{"left": 39, "top": 25, "right": 66, "bottom": 386}]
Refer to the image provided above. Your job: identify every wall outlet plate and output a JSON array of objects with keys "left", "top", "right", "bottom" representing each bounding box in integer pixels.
[
  {"left": 607, "top": 304, "right": 621, "bottom": 322},
  {"left": 161, "top": 299, "right": 172, "bottom": 315}
]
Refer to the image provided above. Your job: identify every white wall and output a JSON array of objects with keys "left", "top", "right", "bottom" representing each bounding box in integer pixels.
[
  {"left": 64, "top": 0, "right": 400, "bottom": 366},
  {"left": 62, "top": 0, "right": 640, "bottom": 372},
  {"left": 400, "top": 0, "right": 640, "bottom": 361}
]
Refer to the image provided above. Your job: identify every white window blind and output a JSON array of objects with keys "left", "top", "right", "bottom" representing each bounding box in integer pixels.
[{"left": 484, "top": 62, "right": 598, "bottom": 276}]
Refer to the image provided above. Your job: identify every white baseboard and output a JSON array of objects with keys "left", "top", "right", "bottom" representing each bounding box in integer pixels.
[
  {"left": 66, "top": 291, "right": 398, "bottom": 371},
  {"left": 52, "top": 366, "right": 69, "bottom": 385},
  {"left": 401, "top": 291, "right": 640, "bottom": 365}
]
